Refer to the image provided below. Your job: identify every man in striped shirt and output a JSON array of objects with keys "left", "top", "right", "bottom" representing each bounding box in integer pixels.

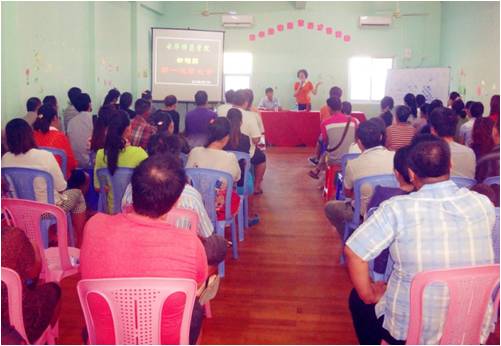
[
  {"left": 385, "top": 105, "right": 416, "bottom": 151},
  {"left": 345, "top": 136, "right": 495, "bottom": 344}
]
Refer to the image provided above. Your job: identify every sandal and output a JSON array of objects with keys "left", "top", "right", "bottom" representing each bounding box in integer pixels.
[{"left": 308, "top": 170, "right": 320, "bottom": 179}]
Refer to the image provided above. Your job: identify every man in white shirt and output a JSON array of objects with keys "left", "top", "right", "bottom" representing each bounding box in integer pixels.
[
  {"left": 429, "top": 106, "right": 476, "bottom": 178},
  {"left": 459, "top": 101, "right": 483, "bottom": 147},
  {"left": 67, "top": 93, "right": 93, "bottom": 168},
  {"left": 325, "top": 120, "right": 395, "bottom": 239},
  {"left": 217, "top": 89, "right": 235, "bottom": 118},
  {"left": 258, "top": 88, "right": 281, "bottom": 110}
]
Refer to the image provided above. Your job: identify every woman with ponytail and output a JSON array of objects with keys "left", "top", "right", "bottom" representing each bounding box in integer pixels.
[
  {"left": 33, "top": 104, "right": 77, "bottom": 177},
  {"left": 93, "top": 110, "right": 147, "bottom": 212},
  {"left": 186, "top": 117, "right": 241, "bottom": 220}
]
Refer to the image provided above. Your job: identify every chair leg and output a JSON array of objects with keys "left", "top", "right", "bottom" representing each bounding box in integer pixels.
[
  {"left": 216, "top": 222, "right": 225, "bottom": 278},
  {"left": 238, "top": 202, "right": 245, "bottom": 242},
  {"left": 243, "top": 196, "right": 249, "bottom": 228},
  {"left": 230, "top": 220, "right": 239, "bottom": 259},
  {"left": 205, "top": 302, "right": 212, "bottom": 318},
  {"left": 67, "top": 213, "right": 76, "bottom": 247}
]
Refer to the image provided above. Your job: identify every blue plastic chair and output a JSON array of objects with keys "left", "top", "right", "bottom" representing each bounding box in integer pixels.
[
  {"left": 95, "top": 168, "right": 134, "bottom": 215},
  {"left": 39, "top": 146, "right": 68, "bottom": 179},
  {"left": 227, "top": 151, "right": 251, "bottom": 241},
  {"left": 484, "top": 176, "right": 500, "bottom": 186},
  {"left": 450, "top": 176, "right": 477, "bottom": 188},
  {"left": 1, "top": 167, "right": 76, "bottom": 247},
  {"left": 179, "top": 153, "right": 188, "bottom": 167},
  {"left": 340, "top": 174, "right": 398, "bottom": 264},
  {"left": 335, "top": 153, "right": 360, "bottom": 200},
  {"left": 185, "top": 168, "right": 239, "bottom": 278}
]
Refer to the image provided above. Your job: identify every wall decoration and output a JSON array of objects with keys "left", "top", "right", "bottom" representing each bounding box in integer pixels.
[
  {"left": 343, "top": 35, "right": 351, "bottom": 42},
  {"left": 267, "top": 28, "right": 275, "bottom": 35},
  {"left": 258, "top": 31, "right": 265, "bottom": 38},
  {"left": 326, "top": 27, "right": 333, "bottom": 35},
  {"left": 335, "top": 31, "right": 342, "bottom": 38},
  {"left": 287, "top": 22, "right": 294, "bottom": 29},
  {"left": 298, "top": 19, "right": 304, "bottom": 27},
  {"left": 249, "top": 34, "right": 256, "bottom": 41},
  {"left": 317, "top": 24, "right": 324, "bottom": 31},
  {"left": 277, "top": 24, "right": 284, "bottom": 32},
  {"left": 307, "top": 22, "right": 314, "bottom": 30}
]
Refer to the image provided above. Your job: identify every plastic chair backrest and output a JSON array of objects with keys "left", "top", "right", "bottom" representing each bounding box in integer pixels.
[
  {"left": 77, "top": 277, "right": 197, "bottom": 345},
  {"left": 325, "top": 122, "right": 357, "bottom": 164},
  {"left": 450, "top": 176, "right": 477, "bottom": 189},
  {"left": 352, "top": 174, "right": 398, "bottom": 223},
  {"left": 483, "top": 176, "right": 500, "bottom": 186},
  {"left": 1, "top": 167, "right": 55, "bottom": 204},
  {"left": 164, "top": 207, "right": 199, "bottom": 234},
  {"left": 179, "top": 153, "right": 188, "bottom": 167},
  {"left": 185, "top": 168, "right": 233, "bottom": 225},
  {"left": 1, "top": 198, "right": 73, "bottom": 279},
  {"left": 341, "top": 153, "right": 360, "bottom": 178},
  {"left": 1, "top": 267, "right": 30, "bottom": 343},
  {"left": 96, "top": 168, "right": 134, "bottom": 214},
  {"left": 407, "top": 264, "right": 500, "bottom": 345},
  {"left": 39, "top": 146, "right": 68, "bottom": 179},
  {"left": 227, "top": 151, "right": 251, "bottom": 196}
]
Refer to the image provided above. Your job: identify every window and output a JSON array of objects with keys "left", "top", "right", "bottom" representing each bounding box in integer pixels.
[
  {"left": 223, "top": 52, "right": 253, "bottom": 92},
  {"left": 349, "top": 57, "right": 393, "bottom": 102}
]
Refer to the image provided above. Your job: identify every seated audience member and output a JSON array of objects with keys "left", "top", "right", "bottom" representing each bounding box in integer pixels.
[
  {"left": 141, "top": 89, "right": 157, "bottom": 113},
  {"left": 379, "top": 96, "right": 395, "bottom": 128},
  {"left": 385, "top": 105, "right": 416, "bottom": 151},
  {"left": 341, "top": 101, "right": 352, "bottom": 116},
  {"left": 33, "top": 104, "right": 77, "bottom": 177},
  {"left": 129, "top": 98, "right": 156, "bottom": 149},
  {"left": 472, "top": 117, "right": 495, "bottom": 159},
  {"left": 185, "top": 90, "right": 217, "bottom": 147},
  {"left": 120, "top": 135, "right": 227, "bottom": 266},
  {"left": 476, "top": 117, "right": 500, "bottom": 182},
  {"left": 415, "top": 94, "right": 426, "bottom": 108},
  {"left": 89, "top": 105, "right": 117, "bottom": 167},
  {"left": 2, "top": 119, "right": 87, "bottom": 245},
  {"left": 81, "top": 155, "right": 208, "bottom": 344},
  {"left": 403, "top": 93, "right": 417, "bottom": 121},
  {"left": 258, "top": 87, "right": 281, "bottom": 110},
  {"left": 223, "top": 108, "right": 253, "bottom": 194},
  {"left": 62, "top": 87, "right": 81, "bottom": 131},
  {"left": 428, "top": 106, "right": 476, "bottom": 178},
  {"left": 309, "top": 97, "right": 358, "bottom": 179},
  {"left": 459, "top": 101, "right": 484, "bottom": 146},
  {"left": 231, "top": 90, "right": 267, "bottom": 194},
  {"left": 186, "top": 117, "right": 241, "bottom": 219},
  {"left": 150, "top": 110, "right": 174, "bottom": 135},
  {"left": 1, "top": 225, "right": 61, "bottom": 344},
  {"left": 345, "top": 136, "right": 495, "bottom": 345},
  {"left": 324, "top": 120, "right": 395, "bottom": 239},
  {"left": 413, "top": 102, "right": 429, "bottom": 133},
  {"left": 243, "top": 89, "right": 265, "bottom": 135},
  {"left": 470, "top": 184, "right": 499, "bottom": 263},
  {"left": 67, "top": 93, "right": 93, "bottom": 168},
  {"left": 455, "top": 100, "right": 472, "bottom": 141},
  {"left": 216, "top": 89, "right": 235, "bottom": 118},
  {"left": 119, "top": 92, "right": 135, "bottom": 119},
  {"left": 42, "top": 95, "right": 58, "bottom": 113},
  {"left": 320, "top": 86, "right": 343, "bottom": 122},
  {"left": 102, "top": 88, "right": 120, "bottom": 108},
  {"left": 163, "top": 95, "right": 180, "bottom": 134},
  {"left": 488, "top": 94, "right": 500, "bottom": 123},
  {"left": 94, "top": 111, "right": 148, "bottom": 212},
  {"left": 23, "top": 97, "right": 42, "bottom": 127},
  {"left": 447, "top": 90, "right": 461, "bottom": 107}
]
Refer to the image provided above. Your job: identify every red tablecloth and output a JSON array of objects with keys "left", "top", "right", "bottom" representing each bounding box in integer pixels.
[{"left": 260, "top": 110, "right": 320, "bottom": 147}]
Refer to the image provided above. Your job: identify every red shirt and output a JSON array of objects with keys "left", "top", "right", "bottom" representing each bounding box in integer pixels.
[
  {"left": 33, "top": 129, "right": 77, "bottom": 177},
  {"left": 80, "top": 212, "right": 208, "bottom": 344},
  {"left": 294, "top": 80, "right": 314, "bottom": 104}
]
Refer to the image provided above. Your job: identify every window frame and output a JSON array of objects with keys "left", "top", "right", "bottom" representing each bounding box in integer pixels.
[{"left": 348, "top": 56, "right": 394, "bottom": 104}]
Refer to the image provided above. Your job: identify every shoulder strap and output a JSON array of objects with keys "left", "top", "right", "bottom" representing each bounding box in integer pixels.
[{"left": 326, "top": 117, "right": 354, "bottom": 153}]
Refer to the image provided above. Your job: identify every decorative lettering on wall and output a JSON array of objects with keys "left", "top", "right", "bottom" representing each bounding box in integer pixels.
[{"left": 249, "top": 19, "right": 352, "bottom": 44}]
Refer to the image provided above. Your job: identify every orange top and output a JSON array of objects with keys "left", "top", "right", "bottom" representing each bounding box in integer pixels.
[
  {"left": 34, "top": 129, "right": 77, "bottom": 178},
  {"left": 320, "top": 105, "right": 331, "bottom": 122},
  {"left": 294, "top": 80, "right": 314, "bottom": 105}
]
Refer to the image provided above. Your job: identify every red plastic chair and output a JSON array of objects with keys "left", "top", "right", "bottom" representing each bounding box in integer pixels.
[
  {"left": 77, "top": 277, "right": 197, "bottom": 345},
  {"left": 406, "top": 264, "right": 500, "bottom": 344},
  {"left": 1, "top": 198, "right": 79, "bottom": 282},
  {"left": 351, "top": 111, "right": 367, "bottom": 123},
  {"left": 1, "top": 267, "right": 56, "bottom": 344}
]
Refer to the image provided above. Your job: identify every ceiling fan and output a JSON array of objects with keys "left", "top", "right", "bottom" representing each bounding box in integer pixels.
[
  {"left": 201, "top": 1, "right": 237, "bottom": 16},
  {"left": 377, "top": 1, "right": 429, "bottom": 19}
]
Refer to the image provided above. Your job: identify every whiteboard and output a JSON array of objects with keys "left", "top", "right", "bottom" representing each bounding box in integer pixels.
[{"left": 385, "top": 67, "right": 450, "bottom": 104}]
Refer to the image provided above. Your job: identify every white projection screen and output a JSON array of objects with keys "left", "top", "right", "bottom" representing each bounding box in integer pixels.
[{"left": 152, "top": 28, "right": 224, "bottom": 102}]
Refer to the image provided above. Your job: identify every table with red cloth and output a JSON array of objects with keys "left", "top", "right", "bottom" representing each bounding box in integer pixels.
[{"left": 260, "top": 110, "right": 320, "bottom": 147}]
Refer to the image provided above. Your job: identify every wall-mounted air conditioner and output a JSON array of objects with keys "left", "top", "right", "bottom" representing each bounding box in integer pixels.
[
  {"left": 359, "top": 16, "right": 392, "bottom": 28},
  {"left": 222, "top": 15, "right": 254, "bottom": 28}
]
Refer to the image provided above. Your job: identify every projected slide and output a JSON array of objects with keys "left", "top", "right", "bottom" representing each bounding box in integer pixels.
[{"left": 152, "top": 28, "right": 224, "bottom": 102}]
